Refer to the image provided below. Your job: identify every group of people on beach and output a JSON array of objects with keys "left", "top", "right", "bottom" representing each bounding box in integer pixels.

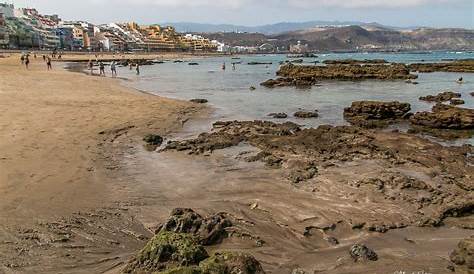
[
  {"left": 87, "top": 60, "right": 141, "bottom": 77},
  {"left": 20, "top": 52, "right": 52, "bottom": 70}
]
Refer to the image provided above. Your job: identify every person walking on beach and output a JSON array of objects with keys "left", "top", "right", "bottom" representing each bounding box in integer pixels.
[
  {"left": 222, "top": 62, "right": 226, "bottom": 70},
  {"left": 136, "top": 64, "right": 140, "bottom": 75},
  {"left": 99, "top": 62, "right": 105, "bottom": 76},
  {"left": 110, "top": 61, "right": 117, "bottom": 77},
  {"left": 20, "top": 55, "right": 25, "bottom": 65},
  {"left": 25, "top": 56, "right": 30, "bottom": 69},
  {"left": 232, "top": 63, "right": 236, "bottom": 71},
  {"left": 42, "top": 55, "right": 46, "bottom": 61},
  {"left": 46, "top": 57, "right": 52, "bottom": 70},
  {"left": 87, "top": 60, "right": 94, "bottom": 75}
]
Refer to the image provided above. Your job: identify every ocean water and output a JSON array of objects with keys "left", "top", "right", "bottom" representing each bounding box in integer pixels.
[{"left": 120, "top": 52, "right": 474, "bottom": 143}]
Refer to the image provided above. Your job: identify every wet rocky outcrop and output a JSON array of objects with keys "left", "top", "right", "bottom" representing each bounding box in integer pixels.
[
  {"left": 268, "top": 113, "right": 288, "bottom": 119},
  {"left": 349, "top": 244, "right": 378, "bottom": 262},
  {"left": 419, "top": 91, "right": 461, "bottom": 103},
  {"left": 199, "top": 252, "right": 265, "bottom": 274},
  {"left": 450, "top": 236, "right": 474, "bottom": 273},
  {"left": 164, "top": 121, "right": 473, "bottom": 230},
  {"left": 261, "top": 63, "right": 417, "bottom": 88},
  {"left": 156, "top": 208, "right": 233, "bottom": 246},
  {"left": 260, "top": 77, "right": 316, "bottom": 88},
  {"left": 277, "top": 63, "right": 417, "bottom": 81},
  {"left": 323, "top": 59, "right": 388, "bottom": 65},
  {"left": 409, "top": 59, "right": 474, "bottom": 73},
  {"left": 123, "top": 231, "right": 209, "bottom": 273},
  {"left": 294, "top": 110, "right": 319, "bottom": 118},
  {"left": 143, "top": 134, "right": 164, "bottom": 150},
  {"left": 124, "top": 232, "right": 264, "bottom": 274},
  {"left": 190, "top": 99, "right": 209, "bottom": 104},
  {"left": 343, "top": 101, "right": 412, "bottom": 128},
  {"left": 450, "top": 98, "right": 465, "bottom": 105},
  {"left": 410, "top": 104, "right": 474, "bottom": 130}
]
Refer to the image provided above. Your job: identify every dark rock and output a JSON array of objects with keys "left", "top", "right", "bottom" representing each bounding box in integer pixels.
[
  {"left": 349, "top": 244, "right": 378, "bottom": 262},
  {"left": 143, "top": 134, "right": 164, "bottom": 146},
  {"left": 325, "top": 237, "right": 340, "bottom": 246},
  {"left": 190, "top": 99, "right": 208, "bottom": 104},
  {"left": 450, "top": 237, "right": 474, "bottom": 272},
  {"left": 470, "top": 92, "right": 474, "bottom": 97},
  {"left": 419, "top": 91, "right": 461, "bottom": 103},
  {"left": 248, "top": 62, "right": 272, "bottom": 65},
  {"left": 261, "top": 77, "right": 315, "bottom": 88},
  {"left": 294, "top": 110, "right": 319, "bottom": 118},
  {"left": 450, "top": 98, "right": 465, "bottom": 105},
  {"left": 344, "top": 101, "right": 411, "bottom": 128},
  {"left": 410, "top": 104, "right": 474, "bottom": 130},
  {"left": 156, "top": 208, "right": 233, "bottom": 246},
  {"left": 268, "top": 113, "right": 288, "bottom": 119},
  {"left": 249, "top": 86, "right": 256, "bottom": 91},
  {"left": 188, "top": 62, "right": 199, "bottom": 66}
]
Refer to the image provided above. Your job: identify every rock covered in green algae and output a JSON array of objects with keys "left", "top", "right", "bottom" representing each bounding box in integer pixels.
[
  {"left": 126, "top": 251, "right": 265, "bottom": 274},
  {"left": 199, "top": 252, "right": 265, "bottom": 274},
  {"left": 123, "top": 231, "right": 209, "bottom": 273}
]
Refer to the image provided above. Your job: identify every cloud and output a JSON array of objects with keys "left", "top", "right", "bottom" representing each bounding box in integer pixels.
[
  {"left": 87, "top": 0, "right": 250, "bottom": 9},
  {"left": 287, "top": 0, "right": 459, "bottom": 8}
]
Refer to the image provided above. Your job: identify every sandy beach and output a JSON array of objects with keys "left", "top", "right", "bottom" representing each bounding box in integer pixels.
[{"left": 0, "top": 55, "right": 205, "bottom": 272}]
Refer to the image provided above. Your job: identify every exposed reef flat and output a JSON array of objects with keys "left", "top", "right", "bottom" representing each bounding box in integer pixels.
[{"left": 261, "top": 63, "right": 417, "bottom": 88}]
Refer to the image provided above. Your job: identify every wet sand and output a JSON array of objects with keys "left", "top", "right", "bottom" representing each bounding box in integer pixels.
[{"left": 0, "top": 54, "right": 472, "bottom": 274}]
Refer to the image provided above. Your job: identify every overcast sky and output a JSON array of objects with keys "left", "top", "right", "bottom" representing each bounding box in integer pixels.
[{"left": 10, "top": 0, "right": 474, "bottom": 28}]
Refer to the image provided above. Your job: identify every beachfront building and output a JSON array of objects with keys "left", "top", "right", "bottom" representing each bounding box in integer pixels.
[
  {"left": 289, "top": 41, "right": 309, "bottom": 53},
  {"left": 211, "top": 40, "right": 230, "bottom": 52},
  {"left": 181, "top": 34, "right": 217, "bottom": 52},
  {"left": 0, "top": 3, "right": 60, "bottom": 49},
  {"left": 59, "top": 21, "right": 96, "bottom": 50}
]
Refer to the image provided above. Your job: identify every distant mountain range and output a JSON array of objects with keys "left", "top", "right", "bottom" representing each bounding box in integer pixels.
[
  {"left": 161, "top": 21, "right": 420, "bottom": 35},
  {"left": 200, "top": 25, "right": 474, "bottom": 51}
]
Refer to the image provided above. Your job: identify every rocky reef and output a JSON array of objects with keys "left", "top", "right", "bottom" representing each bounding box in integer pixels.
[
  {"left": 165, "top": 120, "right": 473, "bottom": 228},
  {"left": 410, "top": 104, "right": 474, "bottom": 130},
  {"left": 322, "top": 59, "right": 388, "bottom": 65},
  {"left": 261, "top": 63, "right": 417, "bottom": 88},
  {"left": 419, "top": 91, "right": 462, "bottom": 103},
  {"left": 343, "top": 101, "right": 412, "bottom": 128},
  {"left": 409, "top": 59, "right": 474, "bottom": 73},
  {"left": 294, "top": 110, "right": 319, "bottom": 118}
]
